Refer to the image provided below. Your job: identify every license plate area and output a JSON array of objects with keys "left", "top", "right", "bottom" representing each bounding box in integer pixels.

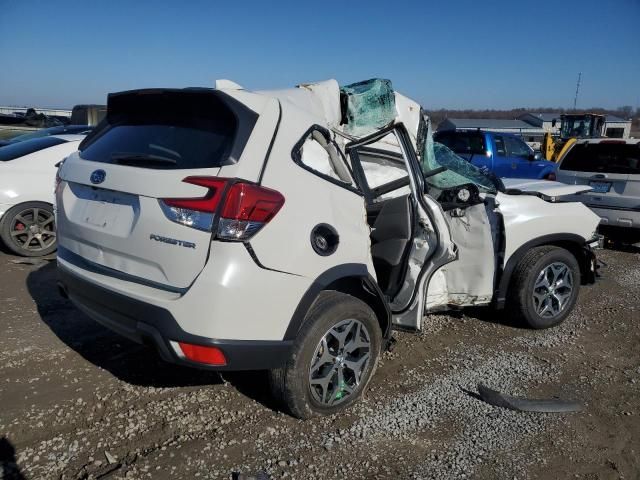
[
  {"left": 589, "top": 181, "right": 611, "bottom": 193},
  {"left": 66, "top": 183, "right": 139, "bottom": 236}
]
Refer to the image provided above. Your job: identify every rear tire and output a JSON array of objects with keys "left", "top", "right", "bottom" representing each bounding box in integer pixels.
[
  {"left": 269, "top": 291, "right": 382, "bottom": 419},
  {"left": 0, "top": 202, "right": 57, "bottom": 257},
  {"left": 506, "top": 246, "right": 580, "bottom": 329}
]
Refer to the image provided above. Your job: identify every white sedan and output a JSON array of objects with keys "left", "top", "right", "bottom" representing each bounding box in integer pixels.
[{"left": 0, "top": 134, "right": 85, "bottom": 256}]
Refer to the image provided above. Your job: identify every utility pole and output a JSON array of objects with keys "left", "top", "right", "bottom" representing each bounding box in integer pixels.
[{"left": 573, "top": 72, "right": 581, "bottom": 110}]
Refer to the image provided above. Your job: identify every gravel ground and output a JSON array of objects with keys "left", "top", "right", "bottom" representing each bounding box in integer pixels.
[{"left": 0, "top": 245, "right": 639, "bottom": 479}]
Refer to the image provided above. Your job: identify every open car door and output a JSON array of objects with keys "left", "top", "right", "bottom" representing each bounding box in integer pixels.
[
  {"left": 345, "top": 124, "right": 456, "bottom": 330},
  {"left": 345, "top": 116, "right": 502, "bottom": 330}
]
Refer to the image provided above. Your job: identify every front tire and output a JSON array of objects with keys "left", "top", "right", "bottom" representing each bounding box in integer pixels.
[
  {"left": 269, "top": 291, "right": 382, "bottom": 419},
  {"left": 506, "top": 246, "right": 580, "bottom": 329},
  {"left": 0, "top": 202, "right": 57, "bottom": 257}
]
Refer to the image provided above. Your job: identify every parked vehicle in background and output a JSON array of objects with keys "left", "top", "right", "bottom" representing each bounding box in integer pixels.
[
  {"left": 0, "top": 125, "right": 92, "bottom": 147},
  {"left": 556, "top": 139, "right": 640, "bottom": 243},
  {"left": 70, "top": 104, "right": 107, "bottom": 126},
  {"left": 433, "top": 129, "right": 557, "bottom": 179},
  {"left": 55, "top": 80, "right": 600, "bottom": 419},
  {"left": 541, "top": 113, "right": 606, "bottom": 162},
  {"left": 0, "top": 134, "right": 85, "bottom": 256}
]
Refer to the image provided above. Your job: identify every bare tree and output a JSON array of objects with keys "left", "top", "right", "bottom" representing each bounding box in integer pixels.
[{"left": 618, "top": 105, "right": 634, "bottom": 119}]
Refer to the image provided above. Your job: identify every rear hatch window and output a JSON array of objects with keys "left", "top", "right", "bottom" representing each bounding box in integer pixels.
[
  {"left": 560, "top": 143, "right": 640, "bottom": 174},
  {"left": 0, "top": 136, "right": 67, "bottom": 162},
  {"left": 79, "top": 89, "right": 254, "bottom": 170}
]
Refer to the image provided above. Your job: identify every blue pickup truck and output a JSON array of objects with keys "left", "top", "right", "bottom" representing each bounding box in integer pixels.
[{"left": 433, "top": 129, "right": 557, "bottom": 179}]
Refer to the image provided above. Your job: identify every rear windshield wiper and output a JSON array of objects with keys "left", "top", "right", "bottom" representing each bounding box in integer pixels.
[{"left": 111, "top": 153, "right": 177, "bottom": 166}]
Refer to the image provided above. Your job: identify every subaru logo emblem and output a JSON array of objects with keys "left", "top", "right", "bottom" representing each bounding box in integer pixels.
[{"left": 90, "top": 169, "right": 106, "bottom": 184}]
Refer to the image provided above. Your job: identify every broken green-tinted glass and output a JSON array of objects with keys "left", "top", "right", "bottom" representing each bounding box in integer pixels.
[{"left": 340, "top": 79, "right": 396, "bottom": 137}]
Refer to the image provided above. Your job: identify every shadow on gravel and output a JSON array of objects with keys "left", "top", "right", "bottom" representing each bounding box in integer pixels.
[
  {"left": 0, "top": 241, "right": 16, "bottom": 256},
  {"left": 604, "top": 242, "right": 640, "bottom": 254},
  {"left": 26, "top": 262, "right": 279, "bottom": 410},
  {"left": 0, "top": 437, "right": 25, "bottom": 480},
  {"left": 446, "top": 307, "right": 527, "bottom": 330}
]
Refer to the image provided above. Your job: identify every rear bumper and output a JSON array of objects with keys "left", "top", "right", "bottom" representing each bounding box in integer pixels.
[
  {"left": 57, "top": 264, "right": 292, "bottom": 371},
  {"left": 588, "top": 205, "right": 640, "bottom": 230}
]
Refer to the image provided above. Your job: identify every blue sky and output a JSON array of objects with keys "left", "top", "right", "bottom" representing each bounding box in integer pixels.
[{"left": 0, "top": 0, "right": 638, "bottom": 110}]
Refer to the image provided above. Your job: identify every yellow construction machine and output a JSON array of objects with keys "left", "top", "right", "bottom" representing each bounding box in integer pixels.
[{"left": 542, "top": 113, "right": 606, "bottom": 162}]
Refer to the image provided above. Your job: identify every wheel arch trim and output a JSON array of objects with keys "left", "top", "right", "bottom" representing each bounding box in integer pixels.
[{"left": 283, "top": 264, "right": 391, "bottom": 341}]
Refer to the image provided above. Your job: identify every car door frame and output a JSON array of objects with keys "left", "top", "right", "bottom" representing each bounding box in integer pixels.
[{"left": 345, "top": 123, "right": 458, "bottom": 330}]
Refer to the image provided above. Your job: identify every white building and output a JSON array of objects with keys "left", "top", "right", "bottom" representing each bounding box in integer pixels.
[
  {"left": 602, "top": 115, "right": 632, "bottom": 138},
  {"left": 519, "top": 112, "right": 632, "bottom": 139}
]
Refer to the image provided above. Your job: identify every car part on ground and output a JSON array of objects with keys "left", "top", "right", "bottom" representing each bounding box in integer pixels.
[
  {"left": 477, "top": 383, "right": 582, "bottom": 412},
  {"left": 9, "top": 255, "right": 55, "bottom": 265}
]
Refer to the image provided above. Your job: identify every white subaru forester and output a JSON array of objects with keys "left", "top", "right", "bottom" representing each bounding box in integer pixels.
[{"left": 56, "top": 79, "right": 601, "bottom": 418}]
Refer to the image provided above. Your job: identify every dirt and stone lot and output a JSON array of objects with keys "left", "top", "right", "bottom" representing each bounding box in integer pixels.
[{"left": 1, "top": 246, "right": 639, "bottom": 480}]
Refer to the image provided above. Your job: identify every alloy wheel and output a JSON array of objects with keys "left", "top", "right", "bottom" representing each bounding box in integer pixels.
[
  {"left": 10, "top": 207, "right": 56, "bottom": 253},
  {"left": 532, "top": 262, "right": 574, "bottom": 318},
  {"left": 309, "top": 319, "right": 371, "bottom": 406}
]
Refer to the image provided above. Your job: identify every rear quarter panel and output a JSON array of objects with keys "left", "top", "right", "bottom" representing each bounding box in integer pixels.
[{"left": 248, "top": 103, "right": 374, "bottom": 280}]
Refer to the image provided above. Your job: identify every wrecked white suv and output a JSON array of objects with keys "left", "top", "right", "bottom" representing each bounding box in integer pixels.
[{"left": 56, "top": 79, "right": 601, "bottom": 418}]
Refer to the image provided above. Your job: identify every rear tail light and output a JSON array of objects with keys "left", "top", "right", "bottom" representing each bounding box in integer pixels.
[
  {"left": 160, "top": 177, "right": 227, "bottom": 231},
  {"left": 160, "top": 177, "right": 284, "bottom": 241},
  {"left": 217, "top": 183, "right": 285, "bottom": 241},
  {"left": 177, "top": 342, "right": 227, "bottom": 366}
]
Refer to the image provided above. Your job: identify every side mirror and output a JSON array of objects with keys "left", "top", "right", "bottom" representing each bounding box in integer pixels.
[{"left": 528, "top": 152, "right": 542, "bottom": 161}]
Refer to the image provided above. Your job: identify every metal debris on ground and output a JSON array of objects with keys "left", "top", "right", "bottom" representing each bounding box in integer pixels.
[{"left": 477, "top": 383, "right": 582, "bottom": 413}]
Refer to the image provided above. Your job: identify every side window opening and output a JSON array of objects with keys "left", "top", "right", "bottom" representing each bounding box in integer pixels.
[
  {"left": 295, "top": 127, "right": 354, "bottom": 185},
  {"left": 350, "top": 132, "right": 411, "bottom": 204},
  {"left": 504, "top": 135, "right": 531, "bottom": 158}
]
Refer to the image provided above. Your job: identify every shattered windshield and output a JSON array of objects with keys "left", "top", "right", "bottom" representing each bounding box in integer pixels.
[
  {"left": 420, "top": 131, "right": 501, "bottom": 193},
  {"left": 427, "top": 142, "right": 498, "bottom": 193},
  {"left": 418, "top": 116, "right": 499, "bottom": 194}
]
